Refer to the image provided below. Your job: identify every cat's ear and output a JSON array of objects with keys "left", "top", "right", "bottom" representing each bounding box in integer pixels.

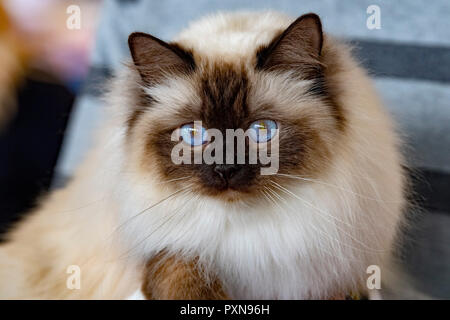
[
  {"left": 256, "top": 13, "right": 323, "bottom": 76},
  {"left": 128, "top": 32, "right": 195, "bottom": 85}
]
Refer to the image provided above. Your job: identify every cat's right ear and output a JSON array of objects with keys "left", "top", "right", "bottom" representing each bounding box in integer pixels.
[{"left": 128, "top": 32, "right": 195, "bottom": 85}]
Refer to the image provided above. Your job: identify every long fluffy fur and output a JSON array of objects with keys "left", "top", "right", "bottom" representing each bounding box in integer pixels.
[{"left": 0, "top": 11, "right": 405, "bottom": 299}]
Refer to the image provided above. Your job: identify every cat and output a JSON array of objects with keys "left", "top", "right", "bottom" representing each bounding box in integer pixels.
[{"left": 0, "top": 11, "right": 406, "bottom": 299}]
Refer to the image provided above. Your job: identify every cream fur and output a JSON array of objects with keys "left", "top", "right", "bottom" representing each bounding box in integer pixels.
[{"left": 0, "top": 11, "right": 405, "bottom": 299}]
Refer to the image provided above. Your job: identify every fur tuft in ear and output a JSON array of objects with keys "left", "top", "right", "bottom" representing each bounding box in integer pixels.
[
  {"left": 128, "top": 32, "right": 195, "bottom": 85},
  {"left": 256, "top": 13, "right": 323, "bottom": 78}
]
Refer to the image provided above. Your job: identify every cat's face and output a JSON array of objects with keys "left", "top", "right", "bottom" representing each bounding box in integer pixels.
[{"left": 125, "top": 14, "right": 344, "bottom": 202}]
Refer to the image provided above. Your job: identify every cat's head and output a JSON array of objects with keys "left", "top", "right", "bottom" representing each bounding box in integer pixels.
[{"left": 124, "top": 13, "right": 345, "bottom": 203}]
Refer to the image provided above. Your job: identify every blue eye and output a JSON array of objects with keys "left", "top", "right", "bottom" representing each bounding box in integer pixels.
[
  {"left": 248, "top": 120, "right": 278, "bottom": 143},
  {"left": 180, "top": 123, "right": 208, "bottom": 146}
]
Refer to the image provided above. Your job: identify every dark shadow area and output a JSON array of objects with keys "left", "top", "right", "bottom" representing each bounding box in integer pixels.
[{"left": 0, "top": 75, "right": 74, "bottom": 238}]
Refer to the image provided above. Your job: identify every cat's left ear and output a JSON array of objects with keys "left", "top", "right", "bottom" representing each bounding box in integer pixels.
[
  {"left": 256, "top": 13, "right": 323, "bottom": 76},
  {"left": 128, "top": 32, "right": 195, "bottom": 85}
]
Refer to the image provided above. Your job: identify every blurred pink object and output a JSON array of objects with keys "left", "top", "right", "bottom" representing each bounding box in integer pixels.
[{"left": 3, "top": 0, "right": 101, "bottom": 83}]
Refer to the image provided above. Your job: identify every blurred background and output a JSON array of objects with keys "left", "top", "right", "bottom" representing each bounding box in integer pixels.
[{"left": 0, "top": 0, "right": 448, "bottom": 298}]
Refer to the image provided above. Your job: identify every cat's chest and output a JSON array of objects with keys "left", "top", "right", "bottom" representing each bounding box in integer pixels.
[
  {"left": 126, "top": 199, "right": 360, "bottom": 299},
  {"left": 191, "top": 212, "right": 358, "bottom": 299},
  {"left": 199, "top": 220, "right": 321, "bottom": 299}
]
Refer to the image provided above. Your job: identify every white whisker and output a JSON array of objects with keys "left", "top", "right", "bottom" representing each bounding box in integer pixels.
[
  {"left": 264, "top": 183, "right": 363, "bottom": 262},
  {"left": 269, "top": 180, "right": 386, "bottom": 253},
  {"left": 275, "top": 173, "right": 400, "bottom": 204}
]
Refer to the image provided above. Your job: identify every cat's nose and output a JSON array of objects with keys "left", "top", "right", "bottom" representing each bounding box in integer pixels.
[{"left": 214, "top": 164, "right": 241, "bottom": 182}]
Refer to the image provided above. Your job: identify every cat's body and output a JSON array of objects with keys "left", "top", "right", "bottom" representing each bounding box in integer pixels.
[{"left": 0, "top": 11, "right": 405, "bottom": 299}]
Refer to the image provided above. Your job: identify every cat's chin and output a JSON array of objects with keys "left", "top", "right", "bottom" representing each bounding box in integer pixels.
[
  {"left": 213, "top": 189, "right": 245, "bottom": 203},
  {"left": 204, "top": 188, "right": 250, "bottom": 204}
]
